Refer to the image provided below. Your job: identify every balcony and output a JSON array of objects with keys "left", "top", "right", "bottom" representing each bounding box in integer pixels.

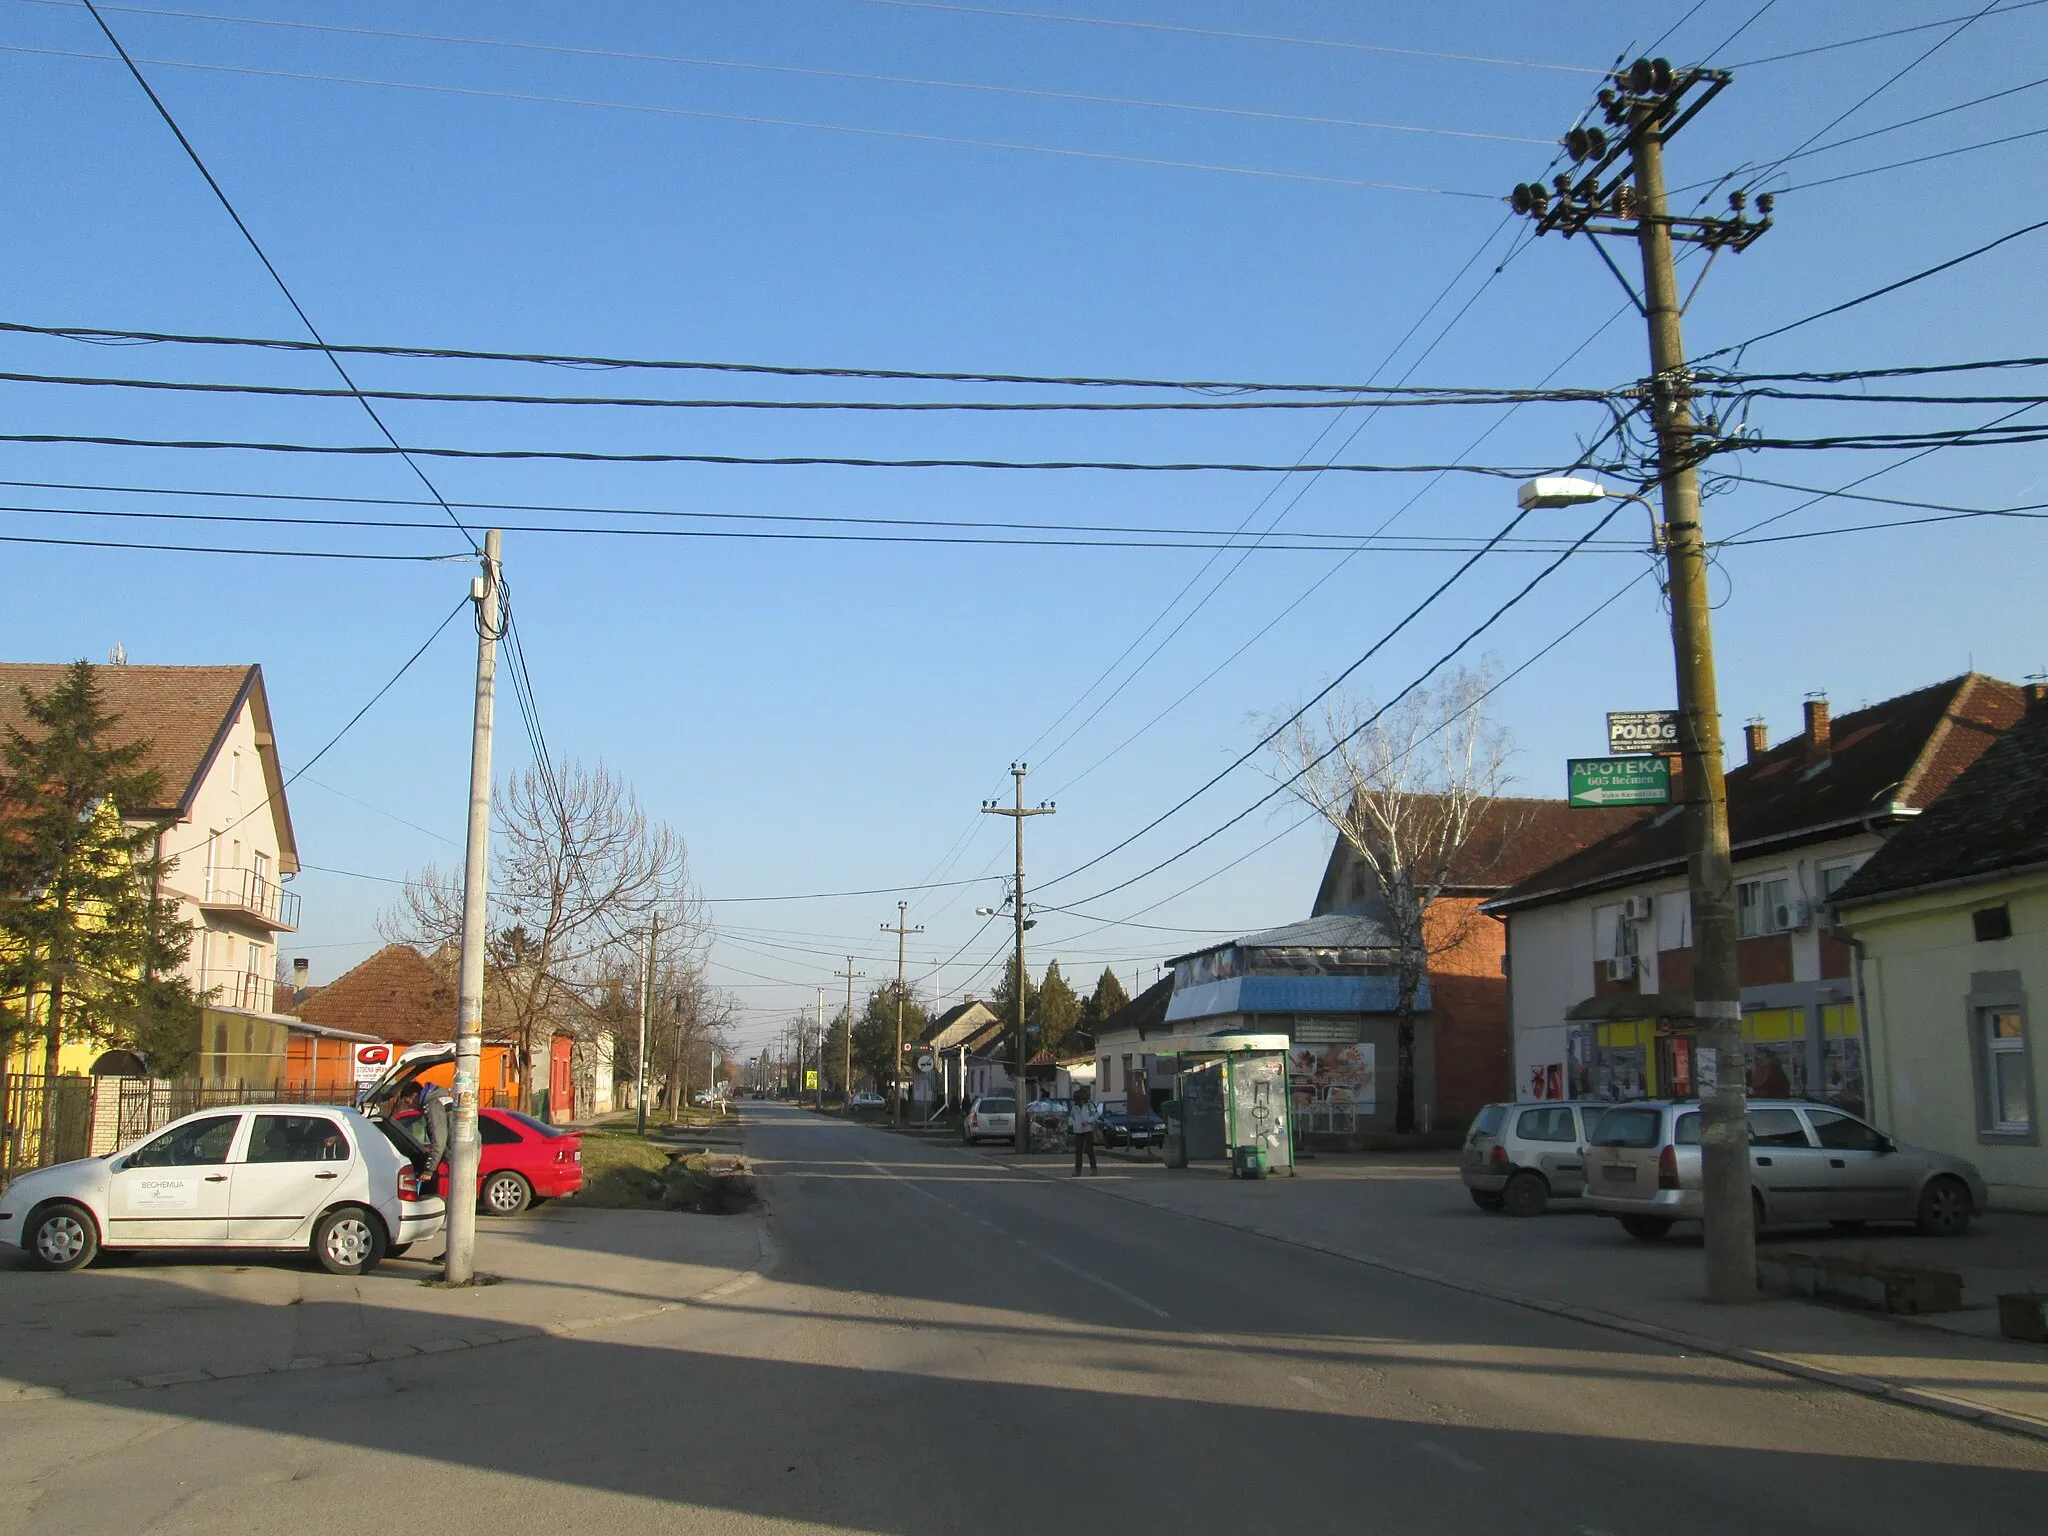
[
  {"left": 197, "top": 868, "right": 301, "bottom": 932},
  {"left": 209, "top": 970, "right": 277, "bottom": 1014}
]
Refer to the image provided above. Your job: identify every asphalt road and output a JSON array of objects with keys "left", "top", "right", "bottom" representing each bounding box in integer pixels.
[{"left": 3, "top": 1101, "right": 2045, "bottom": 1535}]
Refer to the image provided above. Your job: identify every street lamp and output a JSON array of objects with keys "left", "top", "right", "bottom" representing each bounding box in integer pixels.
[{"left": 1516, "top": 470, "right": 1754, "bottom": 1302}]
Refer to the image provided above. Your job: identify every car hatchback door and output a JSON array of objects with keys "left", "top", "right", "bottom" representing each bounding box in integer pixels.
[
  {"left": 230, "top": 1113, "right": 356, "bottom": 1243},
  {"left": 106, "top": 1113, "right": 244, "bottom": 1244}
]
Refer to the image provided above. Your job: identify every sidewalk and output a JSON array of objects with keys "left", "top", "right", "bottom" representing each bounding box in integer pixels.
[
  {"left": 983, "top": 1143, "right": 2048, "bottom": 1440},
  {"left": 0, "top": 1200, "right": 770, "bottom": 1402}
]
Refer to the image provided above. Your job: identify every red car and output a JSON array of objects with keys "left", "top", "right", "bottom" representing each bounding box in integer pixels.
[{"left": 396, "top": 1107, "right": 583, "bottom": 1216}]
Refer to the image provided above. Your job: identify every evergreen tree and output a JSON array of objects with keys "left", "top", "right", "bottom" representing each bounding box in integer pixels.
[
  {"left": 1081, "top": 966, "right": 1131, "bottom": 1034},
  {"left": 987, "top": 952, "right": 1036, "bottom": 1041},
  {"left": 1035, "top": 960, "right": 1082, "bottom": 1057},
  {"left": 0, "top": 661, "right": 200, "bottom": 1075},
  {"left": 852, "top": 980, "right": 925, "bottom": 1092}
]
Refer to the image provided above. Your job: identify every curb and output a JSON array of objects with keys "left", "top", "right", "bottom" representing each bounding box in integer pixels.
[
  {"left": 984, "top": 1145, "right": 2048, "bottom": 1447},
  {"left": 0, "top": 1217, "right": 778, "bottom": 1406}
]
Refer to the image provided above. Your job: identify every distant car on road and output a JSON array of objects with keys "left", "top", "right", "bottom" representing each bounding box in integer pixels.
[
  {"left": 1097, "top": 1102, "right": 1165, "bottom": 1150},
  {"left": 848, "top": 1090, "right": 885, "bottom": 1109},
  {"left": 0, "top": 1105, "right": 444, "bottom": 1274},
  {"left": 1585, "top": 1099, "right": 1987, "bottom": 1241},
  {"left": 396, "top": 1106, "right": 582, "bottom": 1216},
  {"left": 961, "top": 1096, "right": 1016, "bottom": 1145},
  {"left": 1461, "top": 1101, "right": 1612, "bottom": 1216}
]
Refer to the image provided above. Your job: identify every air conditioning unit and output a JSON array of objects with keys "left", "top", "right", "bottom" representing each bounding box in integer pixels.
[
  {"left": 1605, "top": 954, "right": 1639, "bottom": 981},
  {"left": 1773, "top": 900, "right": 1813, "bottom": 932},
  {"left": 1621, "top": 895, "right": 1654, "bottom": 922}
]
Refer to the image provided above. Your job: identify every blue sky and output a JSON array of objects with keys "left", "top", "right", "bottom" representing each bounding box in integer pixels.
[{"left": 3, "top": 1, "right": 2044, "bottom": 1057}]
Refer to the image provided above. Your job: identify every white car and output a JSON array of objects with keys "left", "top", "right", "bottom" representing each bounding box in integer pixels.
[
  {"left": 0, "top": 1104, "right": 445, "bottom": 1275},
  {"left": 960, "top": 1095, "right": 1016, "bottom": 1145}
]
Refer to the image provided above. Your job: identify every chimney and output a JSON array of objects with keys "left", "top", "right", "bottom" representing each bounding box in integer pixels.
[
  {"left": 1744, "top": 717, "right": 1769, "bottom": 764},
  {"left": 2026, "top": 677, "right": 2048, "bottom": 709},
  {"left": 1803, "top": 693, "right": 1831, "bottom": 765},
  {"left": 290, "top": 957, "right": 309, "bottom": 1004}
]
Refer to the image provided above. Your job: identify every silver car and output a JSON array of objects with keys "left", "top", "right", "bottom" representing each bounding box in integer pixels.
[
  {"left": 1585, "top": 1099, "right": 1988, "bottom": 1241},
  {"left": 1462, "top": 1101, "right": 1612, "bottom": 1217}
]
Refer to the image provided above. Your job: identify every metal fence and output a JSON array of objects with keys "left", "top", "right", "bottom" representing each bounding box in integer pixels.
[{"left": 0, "top": 1074, "right": 355, "bottom": 1187}]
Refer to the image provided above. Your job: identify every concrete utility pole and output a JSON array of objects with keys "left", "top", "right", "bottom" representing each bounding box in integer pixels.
[
  {"left": 983, "top": 764, "right": 1054, "bottom": 1154},
  {"left": 816, "top": 986, "right": 829, "bottom": 1107},
  {"left": 880, "top": 902, "right": 924, "bottom": 1124},
  {"left": 444, "top": 528, "right": 501, "bottom": 1286},
  {"left": 636, "top": 910, "right": 659, "bottom": 1137},
  {"left": 1511, "top": 58, "right": 1773, "bottom": 1303},
  {"left": 835, "top": 957, "right": 865, "bottom": 1101}
]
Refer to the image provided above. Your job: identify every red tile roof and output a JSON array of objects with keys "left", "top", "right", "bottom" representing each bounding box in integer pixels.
[
  {"left": 293, "top": 944, "right": 456, "bottom": 1045},
  {"left": 1485, "top": 674, "right": 2026, "bottom": 913}
]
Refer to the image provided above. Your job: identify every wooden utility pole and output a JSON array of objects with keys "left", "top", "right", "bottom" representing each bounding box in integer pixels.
[
  {"left": 1512, "top": 57, "right": 1772, "bottom": 1303},
  {"left": 983, "top": 764, "right": 1054, "bottom": 1154},
  {"left": 835, "top": 957, "right": 865, "bottom": 1101},
  {"left": 445, "top": 529, "right": 501, "bottom": 1286},
  {"left": 880, "top": 902, "right": 924, "bottom": 1124},
  {"left": 636, "top": 910, "right": 659, "bottom": 1137}
]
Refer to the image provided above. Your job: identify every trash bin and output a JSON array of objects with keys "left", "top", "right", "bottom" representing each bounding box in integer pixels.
[{"left": 1231, "top": 1145, "right": 1267, "bottom": 1180}]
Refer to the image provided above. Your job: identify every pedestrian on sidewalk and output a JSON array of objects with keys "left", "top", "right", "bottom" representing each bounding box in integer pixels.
[{"left": 1068, "top": 1087, "right": 1101, "bottom": 1176}]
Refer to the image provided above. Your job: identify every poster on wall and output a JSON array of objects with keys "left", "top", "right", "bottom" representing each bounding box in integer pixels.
[
  {"left": 1289, "top": 1043, "right": 1376, "bottom": 1132},
  {"left": 352, "top": 1043, "right": 392, "bottom": 1086}
]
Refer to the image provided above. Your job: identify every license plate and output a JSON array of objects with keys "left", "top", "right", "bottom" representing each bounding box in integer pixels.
[{"left": 1604, "top": 1163, "right": 1637, "bottom": 1183}]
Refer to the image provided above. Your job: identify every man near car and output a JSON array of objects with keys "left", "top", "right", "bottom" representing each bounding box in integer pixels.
[
  {"left": 1068, "top": 1087, "right": 1101, "bottom": 1176},
  {"left": 411, "top": 1079, "right": 455, "bottom": 1192}
]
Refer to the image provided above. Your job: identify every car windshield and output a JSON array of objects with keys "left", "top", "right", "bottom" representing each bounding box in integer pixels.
[
  {"left": 1591, "top": 1107, "right": 1664, "bottom": 1148},
  {"left": 1471, "top": 1104, "right": 1507, "bottom": 1136},
  {"left": 977, "top": 1099, "right": 1015, "bottom": 1113}
]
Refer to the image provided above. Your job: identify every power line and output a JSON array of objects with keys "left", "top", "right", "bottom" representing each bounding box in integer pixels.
[
  {"left": 1778, "top": 124, "right": 2048, "bottom": 193},
  {"left": 11, "top": 43, "right": 1498, "bottom": 201},
  {"left": 0, "top": 432, "right": 1579, "bottom": 476},
  {"left": 0, "top": 530, "right": 455, "bottom": 560},
  {"left": 0, "top": 318, "right": 1576, "bottom": 396},
  {"left": 26, "top": 2, "right": 1551, "bottom": 146},
  {"left": 1728, "top": 1, "right": 2048, "bottom": 68},
  {"left": 74, "top": 2, "right": 478, "bottom": 553}
]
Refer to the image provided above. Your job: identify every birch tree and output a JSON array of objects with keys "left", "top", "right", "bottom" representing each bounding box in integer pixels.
[{"left": 1265, "top": 666, "right": 1514, "bottom": 1133}]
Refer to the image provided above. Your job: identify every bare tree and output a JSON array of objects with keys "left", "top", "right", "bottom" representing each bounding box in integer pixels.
[
  {"left": 1266, "top": 666, "right": 1513, "bottom": 1133},
  {"left": 383, "top": 759, "right": 702, "bottom": 1111}
]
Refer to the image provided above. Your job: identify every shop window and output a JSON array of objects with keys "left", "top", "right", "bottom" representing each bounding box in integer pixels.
[
  {"left": 1973, "top": 906, "right": 2013, "bottom": 943},
  {"left": 1982, "top": 1008, "right": 2033, "bottom": 1134}
]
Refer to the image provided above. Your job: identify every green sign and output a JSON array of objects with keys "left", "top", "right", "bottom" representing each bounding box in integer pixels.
[{"left": 1568, "top": 754, "right": 1671, "bottom": 808}]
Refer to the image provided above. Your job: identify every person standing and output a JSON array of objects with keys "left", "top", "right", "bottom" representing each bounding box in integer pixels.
[{"left": 1068, "top": 1086, "right": 1101, "bottom": 1176}]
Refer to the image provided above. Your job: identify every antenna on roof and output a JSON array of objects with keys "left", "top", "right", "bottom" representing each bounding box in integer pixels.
[{"left": 107, "top": 642, "right": 127, "bottom": 666}]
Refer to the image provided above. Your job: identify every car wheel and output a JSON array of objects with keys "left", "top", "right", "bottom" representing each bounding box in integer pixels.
[
  {"left": 1502, "top": 1172, "right": 1548, "bottom": 1219},
  {"left": 26, "top": 1202, "right": 98, "bottom": 1272},
  {"left": 1916, "top": 1175, "right": 1972, "bottom": 1237},
  {"left": 1469, "top": 1189, "right": 1505, "bottom": 1212},
  {"left": 481, "top": 1170, "right": 532, "bottom": 1217},
  {"left": 1620, "top": 1214, "right": 1673, "bottom": 1241},
  {"left": 312, "top": 1206, "right": 387, "bottom": 1275}
]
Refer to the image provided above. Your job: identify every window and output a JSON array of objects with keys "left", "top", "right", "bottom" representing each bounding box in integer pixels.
[
  {"left": 1806, "top": 1109, "right": 1886, "bottom": 1151},
  {"left": 128, "top": 1114, "right": 239, "bottom": 1168},
  {"left": 247, "top": 1114, "right": 349, "bottom": 1163},
  {"left": 1820, "top": 863, "right": 1859, "bottom": 900},
  {"left": 1592, "top": 1107, "right": 1662, "bottom": 1148},
  {"left": 1577, "top": 1106, "right": 1607, "bottom": 1143},
  {"left": 1747, "top": 1107, "right": 1811, "bottom": 1147},
  {"left": 230, "top": 749, "right": 240, "bottom": 790},
  {"left": 1674, "top": 1112, "right": 1700, "bottom": 1146},
  {"left": 1737, "top": 877, "right": 1792, "bottom": 938},
  {"left": 245, "top": 942, "right": 262, "bottom": 976},
  {"left": 1974, "top": 906, "right": 2014, "bottom": 943},
  {"left": 1984, "top": 1009, "right": 2032, "bottom": 1134},
  {"left": 1471, "top": 1105, "right": 1506, "bottom": 1136},
  {"left": 253, "top": 850, "right": 269, "bottom": 883},
  {"left": 1516, "top": 1106, "right": 1576, "bottom": 1142}
]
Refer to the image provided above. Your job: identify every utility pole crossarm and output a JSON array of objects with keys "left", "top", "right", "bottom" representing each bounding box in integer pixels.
[{"left": 880, "top": 901, "right": 925, "bottom": 1125}]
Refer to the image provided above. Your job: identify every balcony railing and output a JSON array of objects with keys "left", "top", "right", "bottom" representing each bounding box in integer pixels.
[
  {"left": 209, "top": 970, "right": 276, "bottom": 1014},
  {"left": 198, "top": 868, "right": 301, "bottom": 931}
]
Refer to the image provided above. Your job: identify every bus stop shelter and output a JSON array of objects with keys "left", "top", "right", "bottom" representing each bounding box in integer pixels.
[{"left": 1156, "top": 1030, "right": 1294, "bottom": 1178}]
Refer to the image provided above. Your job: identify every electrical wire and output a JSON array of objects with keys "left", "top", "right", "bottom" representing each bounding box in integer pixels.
[
  {"left": 0, "top": 432, "right": 1579, "bottom": 475},
  {"left": 10, "top": 42, "right": 1498, "bottom": 201},
  {"left": 23, "top": 2, "right": 1551, "bottom": 146},
  {"left": 1777, "top": 124, "right": 2048, "bottom": 193},
  {"left": 1727, "top": 0, "right": 2048, "bottom": 69},
  {"left": 0, "top": 530, "right": 455, "bottom": 560},
  {"left": 74, "top": 2, "right": 478, "bottom": 553}
]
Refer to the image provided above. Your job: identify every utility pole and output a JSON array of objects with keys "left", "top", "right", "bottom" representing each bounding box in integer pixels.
[
  {"left": 1512, "top": 57, "right": 1772, "bottom": 1303},
  {"left": 444, "top": 528, "right": 501, "bottom": 1286},
  {"left": 636, "top": 910, "right": 659, "bottom": 1137},
  {"left": 880, "top": 901, "right": 924, "bottom": 1124},
  {"left": 983, "top": 764, "right": 1054, "bottom": 1154},
  {"left": 835, "top": 957, "right": 865, "bottom": 1100},
  {"left": 816, "top": 985, "right": 828, "bottom": 1107}
]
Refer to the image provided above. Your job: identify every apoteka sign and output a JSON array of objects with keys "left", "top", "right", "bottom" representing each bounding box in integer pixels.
[{"left": 1607, "top": 710, "right": 1679, "bottom": 754}]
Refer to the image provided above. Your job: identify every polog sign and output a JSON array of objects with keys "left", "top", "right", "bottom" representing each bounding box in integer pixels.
[{"left": 1606, "top": 710, "right": 1679, "bottom": 754}]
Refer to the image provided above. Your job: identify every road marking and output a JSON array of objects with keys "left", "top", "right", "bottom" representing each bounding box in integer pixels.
[
  {"left": 1413, "top": 1439, "right": 1485, "bottom": 1474},
  {"left": 1288, "top": 1374, "right": 1340, "bottom": 1401}
]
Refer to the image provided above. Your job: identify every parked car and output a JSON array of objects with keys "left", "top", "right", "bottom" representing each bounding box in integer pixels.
[
  {"left": 395, "top": 1107, "right": 582, "bottom": 1215},
  {"left": 848, "top": 1090, "right": 885, "bottom": 1109},
  {"left": 961, "top": 1096, "right": 1016, "bottom": 1145},
  {"left": 1585, "top": 1099, "right": 1987, "bottom": 1240},
  {"left": 1097, "top": 1102, "right": 1166, "bottom": 1150},
  {"left": 0, "top": 1105, "right": 444, "bottom": 1274},
  {"left": 1461, "top": 1101, "right": 1612, "bottom": 1216}
]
